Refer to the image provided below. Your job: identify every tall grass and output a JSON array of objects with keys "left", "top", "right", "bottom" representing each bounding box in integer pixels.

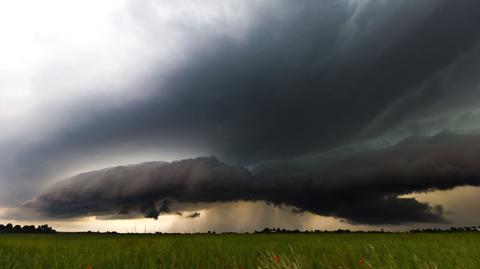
[{"left": 0, "top": 233, "right": 479, "bottom": 268}]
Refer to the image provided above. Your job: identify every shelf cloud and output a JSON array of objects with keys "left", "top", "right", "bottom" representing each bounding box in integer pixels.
[{"left": 22, "top": 133, "right": 480, "bottom": 224}]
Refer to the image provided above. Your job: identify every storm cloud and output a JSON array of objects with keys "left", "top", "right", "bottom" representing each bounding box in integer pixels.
[
  {"left": 24, "top": 0, "right": 480, "bottom": 162},
  {"left": 22, "top": 133, "right": 480, "bottom": 224},
  {"left": 3, "top": 0, "right": 480, "bottom": 228}
]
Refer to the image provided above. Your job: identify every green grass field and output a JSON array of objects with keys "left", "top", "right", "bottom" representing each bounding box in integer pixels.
[{"left": 1, "top": 233, "right": 479, "bottom": 268}]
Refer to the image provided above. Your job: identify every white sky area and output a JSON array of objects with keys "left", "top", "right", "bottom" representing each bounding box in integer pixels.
[{"left": 0, "top": 0, "right": 255, "bottom": 143}]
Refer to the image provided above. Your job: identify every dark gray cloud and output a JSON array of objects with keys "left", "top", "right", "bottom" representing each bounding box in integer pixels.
[
  {"left": 22, "top": 133, "right": 480, "bottom": 224},
  {"left": 7, "top": 0, "right": 480, "bottom": 201},
  {"left": 22, "top": 157, "right": 254, "bottom": 219},
  {"left": 61, "top": 0, "right": 480, "bottom": 164},
  {"left": 185, "top": 212, "right": 201, "bottom": 219},
  {"left": 4, "top": 0, "right": 480, "bottom": 228}
]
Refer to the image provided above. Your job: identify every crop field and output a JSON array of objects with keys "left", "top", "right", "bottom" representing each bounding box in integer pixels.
[{"left": 0, "top": 233, "right": 479, "bottom": 269}]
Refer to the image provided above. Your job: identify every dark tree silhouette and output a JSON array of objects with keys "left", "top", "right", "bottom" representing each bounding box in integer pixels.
[{"left": 0, "top": 223, "right": 56, "bottom": 233}]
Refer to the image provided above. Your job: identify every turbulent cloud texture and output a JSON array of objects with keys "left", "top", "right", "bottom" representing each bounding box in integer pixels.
[
  {"left": 24, "top": 133, "right": 480, "bottom": 224},
  {"left": 3, "top": 0, "right": 480, "bottom": 228}
]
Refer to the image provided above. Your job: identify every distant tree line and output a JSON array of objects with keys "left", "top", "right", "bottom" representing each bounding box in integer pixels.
[
  {"left": 252, "top": 227, "right": 480, "bottom": 234},
  {"left": 253, "top": 227, "right": 386, "bottom": 234},
  {"left": 0, "top": 223, "right": 56, "bottom": 233},
  {"left": 86, "top": 230, "right": 118, "bottom": 234},
  {"left": 409, "top": 226, "right": 480, "bottom": 233}
]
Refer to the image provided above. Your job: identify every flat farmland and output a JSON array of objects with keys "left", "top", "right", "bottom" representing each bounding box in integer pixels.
[{"left": 1, "top": 233, "right": 479, "bottom": 268}]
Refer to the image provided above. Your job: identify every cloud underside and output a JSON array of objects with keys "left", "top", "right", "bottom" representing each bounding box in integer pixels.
[{"left": 23, "top": 133, "right": 480, "bottom": 225}]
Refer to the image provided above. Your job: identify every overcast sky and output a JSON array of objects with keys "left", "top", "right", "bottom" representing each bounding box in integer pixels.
[{"left": 1, "top": 0, "right": 480, "bottom": 232}]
